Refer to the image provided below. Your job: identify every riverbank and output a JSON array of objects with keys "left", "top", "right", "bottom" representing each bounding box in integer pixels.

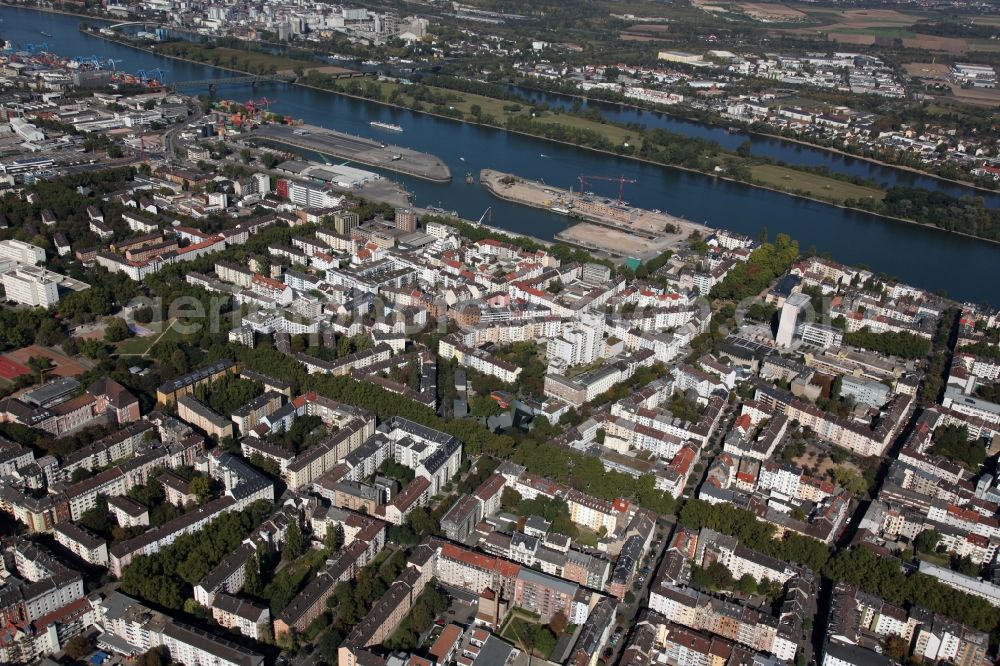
[
  {"left": 5, "top": 3, "right": 997, "bottom": 303},
  {"left": 77, "top": 25, "right": 1000, "bottom": 246},
  {"left": 2, "top": 2, "right": 109, "bottom": 21},
  {"left": 83, "top": 27, "right": 336, "bottom": 82},
  {"left": 750, "top": 128, "right": 1000, "bottom": 196},
  {"left": 510, "top": 80, "right": 1000, "bottom": 196},
  {"left": 710, "top": 170, "right": 1000, "bottom": 247},
  {"left": 311, "top": 81, "right": 1000, "bottom": 246}
]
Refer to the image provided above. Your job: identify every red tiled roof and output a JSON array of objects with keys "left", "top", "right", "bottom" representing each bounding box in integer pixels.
[{"left": 440, "top": 543, "right": 520, "bottom": 579}]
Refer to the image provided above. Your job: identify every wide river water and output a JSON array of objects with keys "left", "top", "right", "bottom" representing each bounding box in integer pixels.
[{"left": 4, "top": 5, "right": 999, "bottom": 304}]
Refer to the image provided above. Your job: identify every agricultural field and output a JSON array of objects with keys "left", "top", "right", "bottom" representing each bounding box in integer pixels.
[
  {"left": 902, "top": 34, "right": 970, "bottom": 54},
  {"left": 737, "top": 2, "right": 808, "bottom": 22},
  {"left": 775, "top": 6, "right": 972, "bottom": 52},
  {"left": 904, "top": 62, "right": 951, "bottom": 80},
  {"left": 947, "top": 84, "right": 1000, "bottom": 107}
]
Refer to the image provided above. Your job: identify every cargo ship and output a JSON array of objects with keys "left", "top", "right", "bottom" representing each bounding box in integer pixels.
[{"left": 370, "top": 121, "right": 403, "bottom": 132}]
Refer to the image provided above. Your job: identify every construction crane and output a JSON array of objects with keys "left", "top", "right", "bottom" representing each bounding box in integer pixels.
[
  {"left": 577, "top": 173, "right": 637, "bottom": 204},
  {"left": 476, "top": 206, "right": 493, "bottom": 226},
  {"left": 137, "top": 130, "right": 150, "bottom": 162}
]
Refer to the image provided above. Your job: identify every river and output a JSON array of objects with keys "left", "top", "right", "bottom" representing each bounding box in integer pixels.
[
  {"left": 3, "top": 5, "right": 998, "bottom": 305},
  {"left": 512, "top": 86, "right": 1000, "bottom": 204}
]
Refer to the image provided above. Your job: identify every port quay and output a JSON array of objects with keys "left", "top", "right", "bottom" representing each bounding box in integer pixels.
[
  {"left": 479, "top": 169, "right": 709, "bottom": 260},
  {"left": 250, "top": 123, "right": 452, "bottom": 182}
]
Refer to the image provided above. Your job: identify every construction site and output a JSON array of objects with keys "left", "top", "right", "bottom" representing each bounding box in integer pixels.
[{"left": 480, "top": 169, "right": 708, "bottom": 260}]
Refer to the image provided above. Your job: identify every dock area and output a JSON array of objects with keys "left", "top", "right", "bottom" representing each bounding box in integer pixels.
[
  {"left": 480, "top": 169, "right": 709, "bottom": 259},
  {"left": 251, "top": 124, "right": 451, "bottom": 182}
]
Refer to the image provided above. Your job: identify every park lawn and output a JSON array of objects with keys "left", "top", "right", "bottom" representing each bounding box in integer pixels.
[
  {"left": 915, "top": 549, "right": 950, "bottom": 568},
  {"left": 116, "top": 336, "right": 154, "bottom": 356},
  {"left": 116, "top": 319, "right": 184, "bottom": 356},
  {"left": 156, "top": 43, "right": 314, "bottom": 74},
  {"left": 373, "top": 80, "right": 634, "bottom": 146},
  {"left": 531, "top": 112, "right": 636, "bottom": 145},
  {"left": 116, "top": 322, "right": 164, "bottom": 356},
  {"left": 574, "top": 526, "right": 600, "bottom": 548},
  {"left": 750, "top": 164, "right": 885, "bottom": 204},
  {"left": 383, "top": 80, "right": 520, "bottom": 119},
  {"left": 500, "top": 610, "right": 556, "bottom": 659},
  {"left": 155, "top": 319, "right": 188, "bottom": 345}
]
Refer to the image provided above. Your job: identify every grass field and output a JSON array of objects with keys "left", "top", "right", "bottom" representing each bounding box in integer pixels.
[
  {"left": 363, "top": 80, "right": 898, "bottom": 205},
  {"left": 117, "top": 319, "right": 183, "bottom": 356},
  {"left": 947, "top": 84, "right": 1000, "bottom": 107},
  {"left": 499, "top": 609, "right": 554, "bottom": 658},
  {"left": 155, "top": 43, "right": 321, "bottom": 75},
  {"left": 904, "top": 62, "right": 951, "bottom": 79},
  {"left": 373, "top": 80, "right": 635, "bottom": 145},
  {"left": 833, "top": 27, "right": 915, "bottom": 38},
  {"left": 574, "top": 525, "right": 600, "bottom": 548},
  {"left": 750, "top": 165, "right": 885, "bottom": 204}
]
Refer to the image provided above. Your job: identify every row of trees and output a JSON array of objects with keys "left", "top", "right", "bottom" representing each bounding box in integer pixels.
[
  {"left": 930, "top": 424, "right": 986, "bottom": 469},
  {"left": 383, "top": 585, "right": 449, "bottom": 651},
  {"left": 920, "top": 307, "right": 959, "bottom": 405},
  {"left": 824, "top": 547, "right": 998, "bottom": 633},
  {"left": 710, "top": 234, "right": 800, "bottom": 301},
  {"left": 842, "top": 328, "right": 931, "bottom": 360},
  {"left": 119, "top": 500, "right": 272, "bottom": 609},
  {"left": 690, "top": 561, "right": 784, "bottom": 601},
  {"left": 678, "top": 499, "right": 831, "bottom": 572},
  {"left": 681, "top": 499, "right": 1000, "bottom": 634},
  {"left": 959, "top": 340, "right": 1000, "bottom": 360},
  {"left": 846, "top": 187, "right": 1000, "bottom": 242},
  {"left": 501, "top": 488, "right": 580, "bottom": 538}
]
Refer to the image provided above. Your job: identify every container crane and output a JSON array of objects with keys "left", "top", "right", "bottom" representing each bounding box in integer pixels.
[{"left": 244, "top": 97, "right": 275, "bottom": 116}]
